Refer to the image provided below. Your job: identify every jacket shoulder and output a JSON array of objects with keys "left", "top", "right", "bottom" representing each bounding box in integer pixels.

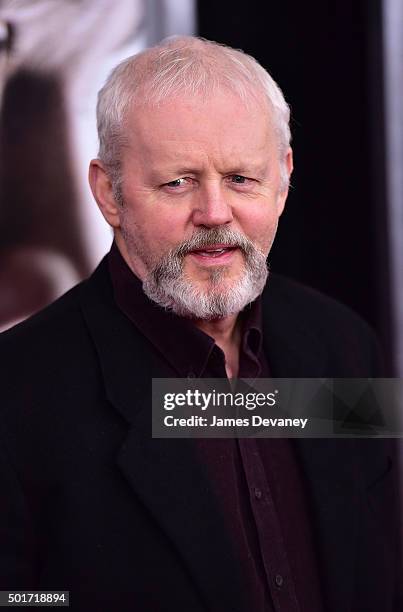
[
  {"left": 0, "top": 261, "right": 113, "bottom": 422},
  {"left": 0, "top": 257, "right": 112, "bottom": 351},
  {"left": 263, "top": 273, "right": 384, "bottom": 376},
  {"left": 0, "top": 279, "right": 86, "bottom": 353},
  {"left": 265, "top": 273, "right": 370, "bottom": 331}
]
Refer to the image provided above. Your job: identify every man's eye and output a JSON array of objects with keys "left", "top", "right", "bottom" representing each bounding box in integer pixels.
[
  {"left": 164, "top": 178, "right": 188, "bottom": 188},
  {"left": 228, "top": 174, "right": 256, "bottom": 186},
  {"left": 231, "top": 175, "right": 248, "bottom": 184}
]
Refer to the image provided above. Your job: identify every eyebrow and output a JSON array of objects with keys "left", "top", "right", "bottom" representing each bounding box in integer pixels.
[
  {"left": 223, "top": 164, "right": 268, "bottom": 175},
  {"left": 166, "top": 166, "right": 200, "bottom": 175},
  {"left": 148, "top": 166, "right": 199, "bottom": 181}
]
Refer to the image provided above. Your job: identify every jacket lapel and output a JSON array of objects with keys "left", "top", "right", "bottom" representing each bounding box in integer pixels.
[
  {"left": 294, "top": 439, "right": 359, "bottom": 612},
  {"left": 118, "top": 417, "right": 245, "bottom": 611},
  {"left": 262, "top": 277, "right": 358, "bottom": 612},
  {"left": 79, "top": 260, "right": 246, "bottom": 611}
]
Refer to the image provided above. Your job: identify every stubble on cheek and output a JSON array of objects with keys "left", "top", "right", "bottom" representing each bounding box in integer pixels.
[
  {"left": 259, "top": 219, "right": 279, "bottom": 258},
  {"left": 119, "top": 216, "right": 156, "bottom": 273}
]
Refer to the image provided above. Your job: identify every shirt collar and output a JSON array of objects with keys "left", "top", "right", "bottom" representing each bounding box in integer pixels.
[{"left": 108, "top": 241, "right": 264, "bottom": 378}]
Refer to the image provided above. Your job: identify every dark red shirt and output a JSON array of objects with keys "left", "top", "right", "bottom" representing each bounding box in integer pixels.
[{"left": 108, "top": 242, "right": 324, "bottom": 612}]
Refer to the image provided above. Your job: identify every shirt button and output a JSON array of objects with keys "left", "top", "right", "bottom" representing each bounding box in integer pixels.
[
  {"left": 187, "top": 371, "right": 196, "bottom": 379},
  {"left": 253, "top": 487, "right": 262, "bottom": 500},
  {"left": 275, "top": 574, "right": 284, "bottom": 588}
]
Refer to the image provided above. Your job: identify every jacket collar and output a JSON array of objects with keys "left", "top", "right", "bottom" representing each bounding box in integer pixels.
[{"left": 108, "top": 240, "right": 265, "bottom": 379}]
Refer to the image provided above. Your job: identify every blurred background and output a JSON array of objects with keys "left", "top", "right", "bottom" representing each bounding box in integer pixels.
[{"left": 0, "top": 0, "right": 402, "bottom": 380}]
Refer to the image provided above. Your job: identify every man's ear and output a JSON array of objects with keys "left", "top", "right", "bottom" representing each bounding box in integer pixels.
[
  {"left": 88, "top": 159, "right": 121, "bottom": 228},
  {"left": 276, "top": 147, "right": 293, "bottom": 217}
]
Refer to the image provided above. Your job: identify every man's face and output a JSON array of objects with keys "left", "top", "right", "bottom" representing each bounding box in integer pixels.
[{"left": 110, "top": 90, "right": 291, "bottom": 318}]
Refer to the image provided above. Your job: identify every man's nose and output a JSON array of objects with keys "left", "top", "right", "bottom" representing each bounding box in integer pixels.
[{"left": 191, "top": 185, "right": 233, "bottom": 227}]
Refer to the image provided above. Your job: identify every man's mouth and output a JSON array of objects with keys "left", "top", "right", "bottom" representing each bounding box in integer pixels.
[{"left": 187, "top": 244, "right": 239, "bottom": 263}]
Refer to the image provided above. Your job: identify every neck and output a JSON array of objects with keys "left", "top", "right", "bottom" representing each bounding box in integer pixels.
[{"left": 194, "top": 313, "right": 242, "bottom": 378}]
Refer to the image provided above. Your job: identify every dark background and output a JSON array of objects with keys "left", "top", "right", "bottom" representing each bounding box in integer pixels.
[{"left": 198, "top": 0, "right": 394, "bottom": 372}]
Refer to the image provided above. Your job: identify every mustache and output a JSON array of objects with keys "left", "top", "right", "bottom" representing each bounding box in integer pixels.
[
  {"left": 150, "top": 227, "right": 267, "bottom": 286},
  {"left": 171, "top": 227, "right": 259, "bottom": 259}
]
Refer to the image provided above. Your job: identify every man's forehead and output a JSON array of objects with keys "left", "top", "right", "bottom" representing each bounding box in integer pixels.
[
  {"left": 123, "top": 93, "right": 276, "bottom": 168},
  {"left": 127, "top": 90, "right": 272, "bottom": 136},
  {"left": 125, "top": 137, "right": 273, "bottom": 178}
]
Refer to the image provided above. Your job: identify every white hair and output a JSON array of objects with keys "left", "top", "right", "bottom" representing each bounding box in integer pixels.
[
  {"left": 97, "top": 35, "right": 292, "bottom": 191},
  {"left": 139, "top": 226, "right": 269, "bottom": 320}
]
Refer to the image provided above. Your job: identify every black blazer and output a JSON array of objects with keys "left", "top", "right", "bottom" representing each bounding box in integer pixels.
[{"left": 0, "top": 258, "right": 401, "bottom": 611}]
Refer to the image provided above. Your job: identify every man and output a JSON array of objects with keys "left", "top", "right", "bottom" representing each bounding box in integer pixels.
[{"left": 0, "top": 36, "right": 401, "bottom": 611}]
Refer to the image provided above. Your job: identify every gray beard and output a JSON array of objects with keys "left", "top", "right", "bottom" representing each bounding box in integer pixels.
[{"left": 142, "top": 227, "right": 269, "bottom": 320}]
